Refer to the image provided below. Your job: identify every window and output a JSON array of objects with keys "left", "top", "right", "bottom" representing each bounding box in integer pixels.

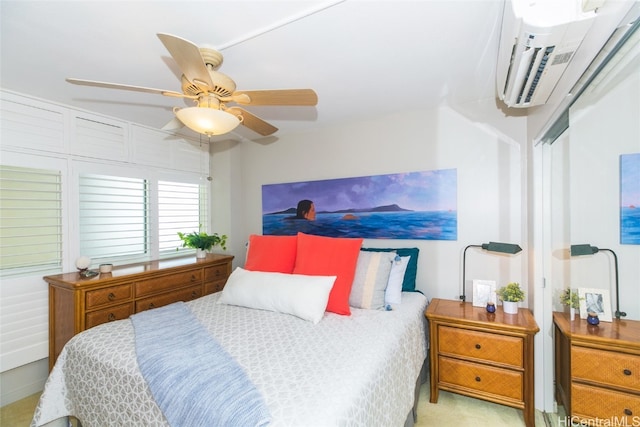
[
  {"left": 79, "top": 174, "right": 149, "bottom": 263},
  {"left": 158, "top": 180, "right": 206, "bottom": 255},
  {"left": 0, "top": 165, "right": 62, "bottom": 277},
  {"left": 78, "top": 174, "right": 207, "bottom": 264}
]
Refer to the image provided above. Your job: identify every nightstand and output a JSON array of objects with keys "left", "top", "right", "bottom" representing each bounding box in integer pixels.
[
  {"left": 426, "top": 298, "right": 539, "bottom": 427},
  {"left": 553, "top": 311, "right": 640, "bottom": 425}
]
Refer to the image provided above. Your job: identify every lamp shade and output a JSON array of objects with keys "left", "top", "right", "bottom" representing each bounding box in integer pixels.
[{"left": 175, "top": 107, "right": 241, "bottom": 136}]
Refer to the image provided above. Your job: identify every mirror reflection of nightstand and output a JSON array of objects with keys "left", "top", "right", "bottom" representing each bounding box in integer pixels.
[{"left": 553, "top": 311, "right": 640, "bottom": 425}]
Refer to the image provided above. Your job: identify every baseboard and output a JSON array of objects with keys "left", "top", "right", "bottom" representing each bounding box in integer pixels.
[{"left": 1, "top": 358, "right": 48, "bottom": 407}]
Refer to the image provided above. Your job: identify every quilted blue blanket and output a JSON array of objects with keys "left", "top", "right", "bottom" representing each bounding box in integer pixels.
[{"left": 130, "top": 302, "right": 271, "bottom": 427}]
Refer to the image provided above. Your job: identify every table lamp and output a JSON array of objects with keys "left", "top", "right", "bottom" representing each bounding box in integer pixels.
[
  {"left": 461, "top": 242, "right": 522, "bottom": 302},
  {"left": 570, "top": 244, "right": 626, "bottom": 319}
]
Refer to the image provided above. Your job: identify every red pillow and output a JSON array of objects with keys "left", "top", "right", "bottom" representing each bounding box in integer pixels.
[
  {"left": 244, "top": 234, "right": 298, "bottom": 273},
  {"left": 292, "top": 232, "right": 363, "bottom": 315}
]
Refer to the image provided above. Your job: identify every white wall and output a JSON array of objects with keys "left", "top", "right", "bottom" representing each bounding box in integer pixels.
[{"left": 213, "top": 106, "right": 529, "bottom": 303}]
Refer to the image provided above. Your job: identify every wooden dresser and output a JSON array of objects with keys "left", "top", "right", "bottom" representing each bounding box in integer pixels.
[
  {"left": 553, "top": 311, "right": 640, "bottom": 426},
  {"left": 45, "top": 254, "right": 234, "bottom": 369},
  {"left": 426, "top": 298, "right": 539, "bottom": 427}
]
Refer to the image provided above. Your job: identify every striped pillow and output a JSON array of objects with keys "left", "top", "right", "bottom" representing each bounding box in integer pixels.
[{"left": 349, "top": 251, "right": 395, "bottom": 310}]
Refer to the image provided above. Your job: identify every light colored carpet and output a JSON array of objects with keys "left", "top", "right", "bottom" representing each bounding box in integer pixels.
[{"left": 4, "top": 381, "right": 560, "bottom": 426}]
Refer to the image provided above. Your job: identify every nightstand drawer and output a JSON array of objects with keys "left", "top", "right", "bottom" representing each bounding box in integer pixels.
[
  {"left": 438, "top": 325, "right": 523, "bottom": 368},
  {"left": 572, "top": 346, "right": 640, "bottom": 391},
  {"left": 135, "top": 270, "right": 202, "bottom": 297},
  {"left": 572, "top": 383, "right": 640, "bottom": 422},
  {"left": 85, "top": 284, "right": 132, "bottom": 309},
  {"left": 85, "top": 303, "right": 134, "bottom": 328},
  {"left": 439, "top": 356, "right": 523, "bottom": 401},
  {"left": 135, "top": 284, "right": 202, "bottom": 312}
]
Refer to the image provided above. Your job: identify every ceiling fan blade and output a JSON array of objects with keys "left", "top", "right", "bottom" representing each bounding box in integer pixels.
[
  {"left": 226, "top": 107, "right": 278, "bottom": 136},
  {"left": 230, "top": 89, "right": 318, "bottom": 106},
  {"left": 66, "top": 78, "right": 188, "bottom": 98},
  {"left": 157, "top": 33, "right": 215, "bottom": 90}
]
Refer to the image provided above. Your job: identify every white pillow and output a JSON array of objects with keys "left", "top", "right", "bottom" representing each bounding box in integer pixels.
[
  {"left": 385, "top": 256, "right": 410, "bottom": 305},
  {"left": 218, "top": 267, "right": 336, "bottom": 324}
]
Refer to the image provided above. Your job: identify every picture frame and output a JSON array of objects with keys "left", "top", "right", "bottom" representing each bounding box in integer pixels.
[
  {"left": 472, "top": 280, "right": 497, "bottom": 307},
  {"left": 578, "top": 288, "right": 613, "bottom": 322}
]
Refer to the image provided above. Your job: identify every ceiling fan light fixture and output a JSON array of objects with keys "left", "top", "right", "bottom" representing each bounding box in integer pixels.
[{"left": 174, "top": 106, "right": 241, "bottom": 136}]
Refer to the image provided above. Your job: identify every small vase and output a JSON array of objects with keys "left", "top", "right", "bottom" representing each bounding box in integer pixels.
[
  {"left": 587, "top": 312, "right": 600, "bottom": 326},
  {"left": 503, "top": 301, "right": 519, "bottom": 314},
  {"left": 569, "top": 307, "right": 576, "bottom": 321},
  {"left": 196, "top": 248, "right": 207, "bottom": 259}
]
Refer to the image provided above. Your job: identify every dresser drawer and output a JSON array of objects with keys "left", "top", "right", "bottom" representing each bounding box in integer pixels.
[
  {"left": 439, "top": 356, "right": 523, "bottom": 401},
  {"left": 135, "top": 284, "right": 202, "bottom": 312},
  {"left": 205, "top": 281, "right": 225, "bottom": 294},
  {"left": 85, "top": 303, "right": 134, "bottom": 328},
  {"left": 572, "top": 382, "right": 640, "bottom": 423},
  {"left": 204, "top": 264, "right": 229, "bottom": 282},
  {"left": 85, "top": 284, "right": 132, "bottom": 309},
  {"left": 135, "top": 270, "right": 202, "bottom": 297},
  {"left": 438, "top": 325, "right": 523, "bottom": 368},
  {"left": 572, "top": 346, "right": 640, "bottom": 391}
]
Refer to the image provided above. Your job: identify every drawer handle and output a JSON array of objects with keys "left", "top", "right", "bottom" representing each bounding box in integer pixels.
[
  {"left": 215, "top": 270, "right": 221, "bottom": 277},
  {"left": 475, "top": 344, "right": 481, "bottom": 350},
  {"left": 108, "top": 292, "right": 116, "bottom": 301},
  {"left": 191, "top": 274, "right": 197, "bottom": 282},
  {"left": 624, "top": 409, "right": 633, "bottom": 416},
  {"left": 191, "top": 291, "right": 198, "bottom": 299},
  {"left": 623, "top": 369, "right": 632, "bottom": 376},
  {"left": 475, "top": 376, "right": 481, "bottom": 382},
  {"left": 108, "top": 313, "right": 116, "bottom": 321},
  {"left": 148, "top": 303, "right": 155, "bottom": 309}
]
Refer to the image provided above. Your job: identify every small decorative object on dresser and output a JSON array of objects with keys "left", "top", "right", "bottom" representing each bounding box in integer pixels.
[
  {"left": 497, "top": 282, "right": 525, "bottom": 314},
  {"left": 426, "top": 298, "right": 539, "bottom": 427},
  {"left": 560, "top": 288, "right": 581, "bottom": 320},
  {"left": 553, "top": 311, "right": 640, "bottom": 426},
  {"left": 578, "top": 287, "right": 613, "bottom": 322},
  {"left": 177, "top": 228, "right": 228, "bottom": 259},
  {"left": 44, "top": 254, "right": 234, "bottom": 370}
]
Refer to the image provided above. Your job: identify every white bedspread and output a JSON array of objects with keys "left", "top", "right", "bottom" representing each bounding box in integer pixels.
[{"left": 31, "top": 291, "right": 428, "bottom": 427}]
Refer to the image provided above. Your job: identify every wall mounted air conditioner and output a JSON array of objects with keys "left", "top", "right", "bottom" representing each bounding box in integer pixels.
[{"left": 497, "top": 0, "right": 601, "bottom": 108}]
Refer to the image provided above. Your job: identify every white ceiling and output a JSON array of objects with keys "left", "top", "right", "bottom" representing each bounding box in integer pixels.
[{"left": 1, "top": 1, "right": 507, "bottom": 142}]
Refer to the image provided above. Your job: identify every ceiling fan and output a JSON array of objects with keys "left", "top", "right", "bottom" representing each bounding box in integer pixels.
[{"left": 67, "top": 33, "right": 318, "bottom": 136}]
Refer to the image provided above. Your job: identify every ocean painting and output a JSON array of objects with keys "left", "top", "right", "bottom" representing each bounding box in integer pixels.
[
  {"left": 262, "top": 169, "right": 457, "bottom": 240},
  {"left": 621, "top": 153, "right": 640, "bottom": 245}
]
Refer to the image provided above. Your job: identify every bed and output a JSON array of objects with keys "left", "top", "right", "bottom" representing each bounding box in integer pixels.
[{"left": 31, "top": 233, "right": 428, "bottom": 427}]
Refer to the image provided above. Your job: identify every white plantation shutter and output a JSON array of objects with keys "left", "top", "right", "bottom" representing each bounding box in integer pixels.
[
  {"left": 158, "top": 180, "right": 207, "bottom": 255},
  {"left": 0, "top": 165, "right": 63, "bottom": 277},
  {"left": 79, "top": 174, "right": 150, "bottom": 264}
]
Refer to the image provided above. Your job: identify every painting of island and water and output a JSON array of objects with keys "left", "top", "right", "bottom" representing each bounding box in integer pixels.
[
  {"left": 621, "top": 153, "right": 640, "bottom": 245},
  {"left": 262, "top": 169, "right": 457, "bottom": 240}
]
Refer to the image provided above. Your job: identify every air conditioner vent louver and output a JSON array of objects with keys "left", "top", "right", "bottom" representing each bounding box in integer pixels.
[{"left": 496, "top": 0, "right": 597, "bottom": 108}]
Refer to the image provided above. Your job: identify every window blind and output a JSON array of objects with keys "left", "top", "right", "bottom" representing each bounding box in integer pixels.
[
  {"left": 0, "top": 165, "right": 63, "bottom": 277},
  {"left": 79, "top": 174, "right": 149, "bottom": 264},
  {"left": 158, "top": 180, "right": 207, "bottom": 255}
]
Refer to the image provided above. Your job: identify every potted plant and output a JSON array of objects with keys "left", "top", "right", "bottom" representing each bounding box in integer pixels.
[
  {"left": 497, "top": 282, "right": 525, "bottom": 314},
  {"left": 177, "top": 229, "right": 227, "bottom": 259},
  {"left": 560, "top": 288, "right": 582, "bottom": 320}
]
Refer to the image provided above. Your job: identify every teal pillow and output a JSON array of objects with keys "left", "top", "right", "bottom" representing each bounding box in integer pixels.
[{"left": 361, "top": 247, "right": 419, "bottom": 292}]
